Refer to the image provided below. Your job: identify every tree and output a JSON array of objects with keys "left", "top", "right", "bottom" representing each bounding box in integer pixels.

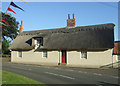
[
  {"left": 2, "top": 40, "right": 11, "bottom": 55},
  {"left": 0, "top": 12, "right": 19, "bottom": 55},
  {"left": 1, "top": 12, "right": 19, "bottom": 40}
]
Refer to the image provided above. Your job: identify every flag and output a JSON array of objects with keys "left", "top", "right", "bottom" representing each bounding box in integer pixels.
[
  {"left": 2, "top": 19, "right": 9, "bottom": 25},
  {"left": 20, "top": 0, "right": 30, "bottom": 5},
  {"left": 10, "top": 2, "right": 24, "bottom": 11},
  {"left": 7, "top": 7, "right": 16, "bottom": 14}
]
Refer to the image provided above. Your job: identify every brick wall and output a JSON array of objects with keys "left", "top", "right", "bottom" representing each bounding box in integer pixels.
[
  {"left": 67, "top": 19, "right": 76, "bottom": 27},
  {"left": 113, "top": 42, "right": 120, "bottom": 55}
]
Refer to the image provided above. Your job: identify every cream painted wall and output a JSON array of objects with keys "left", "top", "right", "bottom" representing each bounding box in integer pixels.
[
  {"left": 11, "top": 50, "right": 60, "bottom": 65},
  {"left": 112, "top": 55, "right": 120, "bottom": 68},
  {"left": 67, "top": 49, "right": 118, "bottom": 68},
  {"left": 11, "top": 49, "right": 118, "bottom": 68}
]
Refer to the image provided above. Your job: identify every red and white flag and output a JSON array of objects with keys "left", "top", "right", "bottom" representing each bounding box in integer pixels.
[
  {"left": 2, "top": 19, "right": 9, "bottom": 25},
  {"left": 7, "top": 7, "right": 16, "bottom": 14}
]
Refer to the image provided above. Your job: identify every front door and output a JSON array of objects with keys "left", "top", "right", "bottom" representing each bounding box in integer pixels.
[{"left": 61, "top": 50, "right": 66, "bottom": 63}]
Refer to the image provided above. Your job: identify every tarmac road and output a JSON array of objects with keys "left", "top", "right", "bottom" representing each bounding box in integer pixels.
[{"left": 2, "top": 62, "right": 119, "bottom": 85}]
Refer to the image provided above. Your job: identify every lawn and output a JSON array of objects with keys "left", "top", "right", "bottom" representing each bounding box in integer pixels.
[{"left": 2, "top": 70, "right": 46, "bottom": 86}]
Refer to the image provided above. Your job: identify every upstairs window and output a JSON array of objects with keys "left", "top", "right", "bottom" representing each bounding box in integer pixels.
[
  {"left": 81, "top": 51, "right": 87, "bottom": 59},
  {"left": 37, "top": 38, "right": 43, "bottom": 45},
  {"left": 34, "top": 37, "right": 43, "bottom": 46}
]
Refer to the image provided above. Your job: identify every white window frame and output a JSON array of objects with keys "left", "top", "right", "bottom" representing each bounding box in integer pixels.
[
  {"left": 42, "top": 50, "right": 47, "bottom": 58},
  {"left": 34, "top": 40, "right": 37, "bottom": 45},
  {"left": 81, "top": 51, "right": 87, "bottom": 59},
  {"left": 34, "top": 38, "right": 43, "bottom": 46},
  {"left": 18, "top": 50, "right": 22, "bottom": 58}
]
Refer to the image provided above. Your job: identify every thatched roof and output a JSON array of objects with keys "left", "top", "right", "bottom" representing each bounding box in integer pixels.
[{"left": 9, "top": 23, "right": 115, "bottom": 51}]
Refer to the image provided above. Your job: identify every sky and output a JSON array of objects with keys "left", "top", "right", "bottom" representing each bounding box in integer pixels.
[{"left": 1, "top": 1, "right": 119, "bottom": 41}]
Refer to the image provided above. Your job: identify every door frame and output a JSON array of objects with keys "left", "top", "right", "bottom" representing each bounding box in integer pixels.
[{"left": 61, "top": 50, "right": 67, "bottom": 63}]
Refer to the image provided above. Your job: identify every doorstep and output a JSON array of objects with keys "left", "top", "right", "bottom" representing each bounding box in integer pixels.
[{"left": 58, "top": 63, "right": 67, "bottom": 66}]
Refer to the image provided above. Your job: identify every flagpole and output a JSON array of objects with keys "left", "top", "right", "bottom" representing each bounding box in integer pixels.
[{"left": 5, "top": 0, "right": 13, "bottom": 13}]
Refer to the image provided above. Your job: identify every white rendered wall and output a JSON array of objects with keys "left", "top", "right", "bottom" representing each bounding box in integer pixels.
[
  {"left": 67, "top": 49, "right": 118, "bottom": 68},
  {"left": 11, "top": 49, "right": 118, "bottom": 68}
]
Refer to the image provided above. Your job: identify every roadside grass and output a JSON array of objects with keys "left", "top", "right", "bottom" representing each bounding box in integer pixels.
[
  {"left": 2, "top": 70, "right": 46, "bottom": 86},
  {"left": 0, "top": 70, "right": 2, "bottom": 85}
]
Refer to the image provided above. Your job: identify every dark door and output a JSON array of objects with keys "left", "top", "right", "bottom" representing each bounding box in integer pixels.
[{"left": 61, "top": 50, "right": 66, "bottom": 63}]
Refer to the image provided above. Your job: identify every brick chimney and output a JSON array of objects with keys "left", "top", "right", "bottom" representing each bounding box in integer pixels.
[
  {"left": 67, "top": 14, "right": 76, "bottom": 27},
  {"left": 19, "top": 20, "right": 24, "bottom": 33}
]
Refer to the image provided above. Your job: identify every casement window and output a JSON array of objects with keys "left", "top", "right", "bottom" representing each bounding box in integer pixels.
[
  {"left": 34, "top": 38, "right": 43, "bottom": 46},
  {"left": 81, "top": 51, "right": 87, "bottom": 59},
  {"left": 43, "top": 50, "right": 47, "bottom": 58},
  {"left": 117, "top": 55, "right": 120, "bottom": 61},
  {"left": 37, "top": 38, "right": 43, "bottom": 45},
  {"left": 18, "top": 51, "right": 22, "bottom": 58}
]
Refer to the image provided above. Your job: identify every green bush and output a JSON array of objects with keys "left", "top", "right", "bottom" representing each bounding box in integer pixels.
[{"left": 2, "top": 54, "right": 11, "bottom": 58}]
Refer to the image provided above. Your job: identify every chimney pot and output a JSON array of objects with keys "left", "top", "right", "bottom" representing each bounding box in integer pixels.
[
  {"left": 21, "top": 21, "right": 23, "bottom": 25},
  {"left": 73, "top": 13, "right": 75, "bottom": 19},
  {"left": 68, "top": 14, "right": 70, "bottom": 19},
  {"left": 19, "top": 20, "right": 24, "bottom": 33}
]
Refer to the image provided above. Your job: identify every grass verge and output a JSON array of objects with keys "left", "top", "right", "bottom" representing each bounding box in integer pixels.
[{"left": 2, "top": 70, "right": 45, "bottom": 85}]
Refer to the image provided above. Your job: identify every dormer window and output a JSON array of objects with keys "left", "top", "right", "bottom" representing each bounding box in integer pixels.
[
  {"left": 34, "top": 37, "right": 43, "bottom": 46},
  {"left": 37, "top": 38, "right": 43, "bottom": 45}
]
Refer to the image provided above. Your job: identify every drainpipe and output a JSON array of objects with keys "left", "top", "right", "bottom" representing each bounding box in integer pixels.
[
  {"left": 58, "top": 50, "right": 60, "bottom": 65},
  {"left": 112, "top": 49, "right": 113, "bottom": 68},
  {"left": 112, "top": 55, "right": 113, "bottom": 68}
]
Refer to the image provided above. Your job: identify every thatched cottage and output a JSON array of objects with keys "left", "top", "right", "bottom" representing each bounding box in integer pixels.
[{"left": 9, "top": 14, "right": 119, "bottom": 68}]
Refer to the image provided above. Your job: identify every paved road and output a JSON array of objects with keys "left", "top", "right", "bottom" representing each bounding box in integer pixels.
[{"left": 2, "top": 62, "right": 119, "bottom": 85}]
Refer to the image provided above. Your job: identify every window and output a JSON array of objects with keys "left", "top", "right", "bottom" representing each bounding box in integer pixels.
[
  {"left": 43, "top": 50, "right": 47, "bottom": 58},
  {"left": 34, "top": 38, "right": 43, "bottom": 46},
  {"left": 34, "top": 40, "right": 37, "bottom": 45},
  {"left": 81, "top": 51, "right": 87, "bottom": 59},
  {"left": 37, "top": 38, "right": 43, "bottom": 45},
  {"left": 118, "top": 55, "right": 120, "bottom": 61},
  {"left": 18, "top": 51, "right": 22, "bottom": 58}
]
